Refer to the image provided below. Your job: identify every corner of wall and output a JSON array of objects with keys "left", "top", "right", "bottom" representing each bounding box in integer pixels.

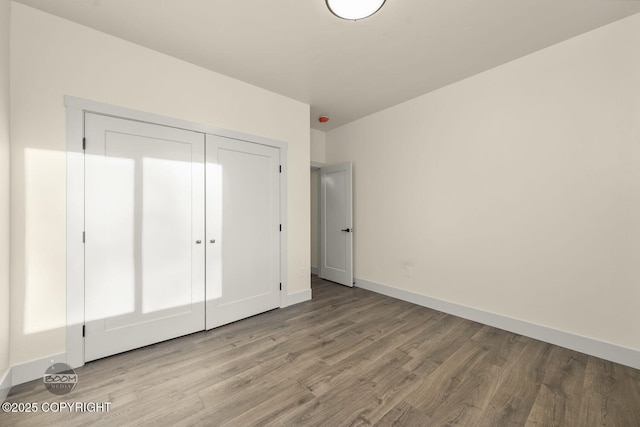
[
  {"left": 0, "top": 0, "right": 13, "bottom": 394},
  {"left": 284, "top": 288, "right": 312, "bottom": 308}
]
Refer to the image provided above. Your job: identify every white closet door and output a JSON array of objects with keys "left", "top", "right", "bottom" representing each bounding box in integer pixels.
[
  {"left": 206, "top": 134, "right": 281, "bottom": 329},
  {"left": 84, "top": 113, "right": 205, "bottom": 362}
]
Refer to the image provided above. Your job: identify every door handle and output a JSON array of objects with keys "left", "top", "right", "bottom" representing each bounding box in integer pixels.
[{"left": 341, "top": 228, "right": 352, "bottom": 232}]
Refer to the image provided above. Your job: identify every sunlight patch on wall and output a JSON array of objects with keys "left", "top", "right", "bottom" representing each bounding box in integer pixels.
[{"left": 23, "top": 147, "right": 66, "bottom": 335}]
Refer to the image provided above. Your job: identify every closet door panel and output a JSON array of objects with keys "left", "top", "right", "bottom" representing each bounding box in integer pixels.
[
  {"left": 206, "top": 135, "right": 280, "bottom": 329},
  {"left": 84, "top": 113, "right": 205, "bottom": 362}
]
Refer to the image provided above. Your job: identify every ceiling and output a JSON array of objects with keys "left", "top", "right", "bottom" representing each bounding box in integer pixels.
[{"left": 14, "top": 0, "right": 640, "bottom": 130}]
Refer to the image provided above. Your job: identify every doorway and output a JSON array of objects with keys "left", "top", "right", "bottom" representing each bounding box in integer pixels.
[{"left": 319, "top": 162, "right": 353, "bottom": 287}]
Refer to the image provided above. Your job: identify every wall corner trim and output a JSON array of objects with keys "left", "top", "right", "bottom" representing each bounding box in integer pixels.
[{"left": 355, "top": 278, "right": 640, "bottom": 370}]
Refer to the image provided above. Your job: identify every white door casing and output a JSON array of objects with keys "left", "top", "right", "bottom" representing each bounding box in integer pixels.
[
  {"left": 205, "top": 134, "right": 281, "bottom": 329},
  {"left": 84, "top": 113, "right": 205, "bottom": 362},
  {"left": 320, "top": 162, "right": 353, "bottom": 287}
]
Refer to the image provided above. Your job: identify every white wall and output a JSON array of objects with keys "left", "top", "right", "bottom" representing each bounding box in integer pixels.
[
  {"left": 0, "top": 0, "right": 11, "bottom": 382},
  {"left": 326, "top": 13, "right": 640, "bottom": 354},
  {"left": 10, "top": 3, "right": 310, "bottom": 365},
  {"left": 310, "top": 128, "right": 326, "bottom": 164}
]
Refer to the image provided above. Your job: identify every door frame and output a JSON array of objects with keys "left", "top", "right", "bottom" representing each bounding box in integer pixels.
[
  {"left": 65, "top": 96, "right": 288, "bottom": 368},
  {"left": 310, "top": 162, "right": 324, "bottom": 276}
]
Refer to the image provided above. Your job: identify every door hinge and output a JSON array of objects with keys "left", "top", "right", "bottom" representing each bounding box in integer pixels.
[
  {"left": 279, "top": 165, "right": 282, "bottom": 173},
  {"left": 82, "top": 137, "right": 86, "bottom": 150},
  {"left": 82, "top": 325, "right": 85, "bottom": 337},
  {"left": 279, "top": 224, "right": 282, "bottom": 232},
  {"left": 279, "top": 283, "right": 282, "bottom": 291},
  {"left": 82, "top": 231, "right": 85, "bottom": 243}
]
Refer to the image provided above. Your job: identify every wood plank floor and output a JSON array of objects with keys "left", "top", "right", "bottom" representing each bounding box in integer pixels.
[{"left": 3, "top": 276, "right": 640, "bottom": 426}]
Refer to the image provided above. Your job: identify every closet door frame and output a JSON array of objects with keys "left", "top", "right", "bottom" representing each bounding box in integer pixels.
[{"left": 65, "top": 96, "right": 288, "bottom": 369}]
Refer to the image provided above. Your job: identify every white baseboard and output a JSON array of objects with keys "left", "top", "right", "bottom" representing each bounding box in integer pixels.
[
  {"left": 11, "top": 353, "right": 67, "bottom": 387},
  {"left": 310, "top": 266, "right": 318, "bottom": 276},
  {"left": 283, "top": 289, "right": 312, "bottom": 308},
  {"left": 0, "top": 367, "right": 11, "bottom": 403},
  {"left": 355, "top": 278, "right": 640, "bottom": 370}
]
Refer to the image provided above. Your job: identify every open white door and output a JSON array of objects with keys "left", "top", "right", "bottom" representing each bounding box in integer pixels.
[
  {"left": 320, "top": 162, "right": 353, "bottom": 287},
  {"left": 205, "top": 135, "right": 281, "bottom": 329},
  {"left": 84, "top": 113, "right": 205, "bottom": 362}
]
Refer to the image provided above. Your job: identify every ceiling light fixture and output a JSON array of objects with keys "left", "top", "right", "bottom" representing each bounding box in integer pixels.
[{"left": 326, "top": 0, "right": 386, "bottom": 21}]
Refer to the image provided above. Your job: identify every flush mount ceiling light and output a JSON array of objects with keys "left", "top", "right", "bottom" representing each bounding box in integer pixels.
[{"left": 326, "top": 0, "right": 386, "bottom": 21}]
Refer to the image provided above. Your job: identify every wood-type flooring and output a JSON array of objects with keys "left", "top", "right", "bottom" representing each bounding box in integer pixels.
[{"left": 3, "top": 276, "right": 639, "bottom": 426}]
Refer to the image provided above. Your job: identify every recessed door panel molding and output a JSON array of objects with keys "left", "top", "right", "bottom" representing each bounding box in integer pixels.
[
  {"left": 206, "top": 134, "right": 281, "bottom": 329},
  {"left": 84, "top": 113, "right": 205, "bottom": 362},
  {"left": 320, "top": 162, "right": 353, "bottom": 287}
]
